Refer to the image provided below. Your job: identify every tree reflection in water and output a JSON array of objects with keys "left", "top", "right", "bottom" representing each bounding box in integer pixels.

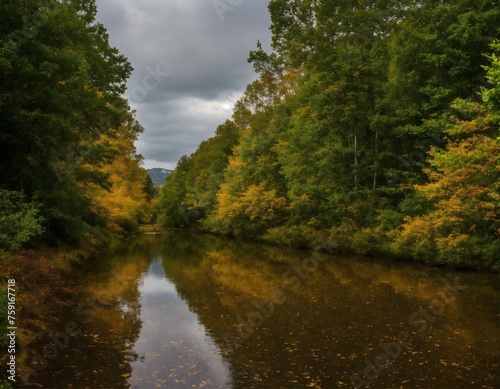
[{"left": 35, "top": 231, "right": 500, "bottom": 389}]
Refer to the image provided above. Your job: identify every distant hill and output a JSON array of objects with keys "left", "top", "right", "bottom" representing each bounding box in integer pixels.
[{"left": 147, "top": 168, "right": 173, "bottom": 186}]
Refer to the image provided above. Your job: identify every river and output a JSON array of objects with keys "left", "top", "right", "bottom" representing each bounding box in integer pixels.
[{"left": 28, "top": 231, "right": 499, "bottom": 388}]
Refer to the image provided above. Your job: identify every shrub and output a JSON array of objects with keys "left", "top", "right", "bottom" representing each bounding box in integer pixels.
[{"left": 0, "top": 190, "right": 44, "bottom": 256}]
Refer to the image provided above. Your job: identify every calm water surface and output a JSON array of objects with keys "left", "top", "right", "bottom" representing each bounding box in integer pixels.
[{"left": 33, "top": 231, "right": 499, "bottom": 388}]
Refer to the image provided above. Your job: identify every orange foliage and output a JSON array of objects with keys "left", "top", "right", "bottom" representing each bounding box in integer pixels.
[
  {"left": 390, "top": 103, "right": 499, "bottom": 264},
  {"left": 85, "top": 130, "right": 153, "bottom": 235}
]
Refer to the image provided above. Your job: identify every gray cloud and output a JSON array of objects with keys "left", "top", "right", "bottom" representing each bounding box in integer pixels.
[{"left": 95, "top": 0, "right": 271, "bottom": 169}]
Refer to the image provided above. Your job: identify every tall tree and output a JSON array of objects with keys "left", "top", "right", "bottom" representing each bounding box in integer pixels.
[
  {"left": 389, "top": 43, "right": 500, "bottom": 267},
  {"left": 85, "top": 119, "right": 155, "bottom": 243},
  {"left": 0, "top": 0, "right": 145, "bottom": 247},
  {"left": 158, "top": 120, "right": 240, "bottom": 229},
  {"left": 383, "top": 0, "right": 500, "bottom": 177}
]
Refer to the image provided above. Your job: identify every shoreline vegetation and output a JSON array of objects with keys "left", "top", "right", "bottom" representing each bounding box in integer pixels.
[
  {"left": 157, "top": 2, "right": 500, "bottom": 272},
  {"left": 1, "top": 1, "right": 499, "bottom": 387}
]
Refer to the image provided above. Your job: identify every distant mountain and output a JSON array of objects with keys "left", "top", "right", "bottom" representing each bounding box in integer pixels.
[{"left": 147, "top": 168, "right": 173, "bottom": 186}]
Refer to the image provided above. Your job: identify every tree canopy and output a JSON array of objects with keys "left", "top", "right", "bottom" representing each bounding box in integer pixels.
[
  {"left": 157, "top": 0, "right": 500, "bottom": 269},
  {"left": 0, "top": 0, "right": 154, "bottom": 253}
]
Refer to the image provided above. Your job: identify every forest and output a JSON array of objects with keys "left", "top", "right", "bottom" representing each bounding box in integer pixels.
[
  {"left": 0, "top": 0, "right": 155, "bottom": 259},
  {"left": 158, "top": 0, "right": 500, "bottom": 270}
]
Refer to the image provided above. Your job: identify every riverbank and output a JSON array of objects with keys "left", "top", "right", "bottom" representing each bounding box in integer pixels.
[
  {"left": 261, "top": 226, "right": 500, "bottom": 272},
  {"left": 0, "top": 223, "right": 171, "bottom": 387},
  {"left": 172, "top": 223, "right": 499, "bottom": 272},
  {"left": 0, "top": 248, "right": 88, "bottom": 387},
  {"left": 0, "top": 233, "right": 145, "bottom": 388}
]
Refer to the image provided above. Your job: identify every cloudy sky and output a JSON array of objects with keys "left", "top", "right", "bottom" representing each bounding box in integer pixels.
[{"left": 94, "top": 0, "right": 272, "bottom": 170}]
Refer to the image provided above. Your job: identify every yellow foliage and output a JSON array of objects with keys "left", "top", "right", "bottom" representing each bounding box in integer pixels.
[
  {"left": 390, "top": 105, "right": 499, "bottom": 263},
  {"left": 209, "top": 181, "right": 288, "bottom": 236},
  {"left": 84, "top": 130, "right": 153, "bottom": 235}
]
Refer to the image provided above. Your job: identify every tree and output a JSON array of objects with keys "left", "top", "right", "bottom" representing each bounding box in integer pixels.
[
  {"left": 157, "top": 121, "right": 239, "bottom": 228},
  {"left": 0, "top": 190, "right": 43, "bottom": 256},
  {"left": 0, "top": 0, "right": 141, "bottom": 246},
  {"left": 84, "top": 119, "right": 155, "bottom": 242},
  {"left": 156, "top": 1, "right": 500, "bottom": 266},
  {"left": 383, "top": 0, "right": 500, "bottom": 180},
  {"left": 389, "top": 43, "right": 500, "bottom": 267}
]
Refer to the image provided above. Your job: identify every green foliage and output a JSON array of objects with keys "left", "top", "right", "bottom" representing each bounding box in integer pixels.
[
  {"left": 0, "top": 379, "right": 13, "bottom": 389},
  {"left": 0, "top": 288, "right": 8, "bottom": 348},
  {"left": 156, "top": 2, "right": 500, "bottom": 269},
  {"left": 262, "top": 225, "right": 318, "bottom": 248},
  {"left": 0, "top": 190, "right": 43, "bottom": 255},
  {"left": 157, "top": 156, "right": 192, "bottom": 228},
  {"left": 483, "top": 42, "right": 500, "bottom": 115},
  {"left": 0, "top": 0, "right": 153, "bottom": 252},
  {"left": 158, "top": 120, "right": 240, "bottom": 229},
  {"left": 388, "top": 42, "right": 500, "bottom": 268}
]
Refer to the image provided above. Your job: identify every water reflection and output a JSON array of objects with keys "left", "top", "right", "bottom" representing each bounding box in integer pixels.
[
  {"left": 128, "top": 259, "right": 231, "bottom": 388},
  {"left": 156, "top": 231, "right": 499, "bottom": 389},
  {"left": 34, "top": 231, "right": 499, "bottom": 389},
  {"left": 32, "top": 235, "right": 152, "bottom": 388}
]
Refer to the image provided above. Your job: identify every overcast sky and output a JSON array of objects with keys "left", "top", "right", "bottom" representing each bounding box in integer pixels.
[{"left": 94, "top": 0, "right": 272, "bottom": 170}]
